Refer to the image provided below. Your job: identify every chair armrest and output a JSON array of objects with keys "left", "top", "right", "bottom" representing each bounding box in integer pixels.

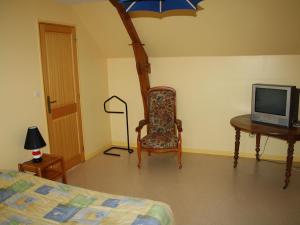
[
  {"left": 175, "top": 119, "right": 183, "bottom": 132},
  {"left": 136, "top": 119, "right": 148, "bottom": 132}
]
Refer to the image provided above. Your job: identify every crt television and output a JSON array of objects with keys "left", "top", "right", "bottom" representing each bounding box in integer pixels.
[{"left": 251, "top": 84, "right": 299, "bottom": 127}]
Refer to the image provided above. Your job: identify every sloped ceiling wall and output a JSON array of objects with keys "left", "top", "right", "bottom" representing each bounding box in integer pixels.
[{"left": 71, "top": 0, "right": 300, "bottom": 57}]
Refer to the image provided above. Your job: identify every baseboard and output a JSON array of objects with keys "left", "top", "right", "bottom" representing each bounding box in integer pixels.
[
  {"left": 112, "top": 141, "right": 300, "bottom": 162},
  {"left": 112, "top": 141, "right": 137, "bottom": 149},
  {"left": 182, "top": 148, "right": 300, "bottom": 162},
  {"left": 84, "top": 144, "right": 111, "bottom": 161}
]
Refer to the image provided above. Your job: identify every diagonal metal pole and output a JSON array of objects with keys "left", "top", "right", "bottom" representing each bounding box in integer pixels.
[{"left": 109, "top": 0, "right": 151, "bottom": 119}]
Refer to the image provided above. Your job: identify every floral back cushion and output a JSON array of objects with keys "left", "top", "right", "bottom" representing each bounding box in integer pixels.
[{"left": 147, "top": 87, "right": 176, "bottom": 135}]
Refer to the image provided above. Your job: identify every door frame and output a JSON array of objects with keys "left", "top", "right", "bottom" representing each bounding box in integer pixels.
[{"left": 39, "top": 22, "right": 85, "bottom": 164}]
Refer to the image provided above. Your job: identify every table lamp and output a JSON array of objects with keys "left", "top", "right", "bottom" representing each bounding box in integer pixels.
[{"left": 24, "top": 126, "right": 46, "bottom": 163}]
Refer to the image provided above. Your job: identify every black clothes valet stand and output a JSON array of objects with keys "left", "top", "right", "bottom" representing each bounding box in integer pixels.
[{"left": 103, "top": 96, "right": 134, "bottom": 156}]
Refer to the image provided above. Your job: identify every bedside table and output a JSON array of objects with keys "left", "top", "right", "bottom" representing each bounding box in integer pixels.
[{"left": 18, "top": 153, "right": 67, "bottom": 184}]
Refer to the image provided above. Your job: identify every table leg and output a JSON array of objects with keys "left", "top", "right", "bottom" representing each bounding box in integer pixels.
[
  {"left": 234, "top": 128, "right": 241, "bottom": 168},
  {"left": 61, "top": 160, "right": 67, "bottom": 184},
  {"left": 18, "top": 164, "right": 24, "bottom": 172},
  {"left": 283, "top": 140, "right": 296, "bottom": 189},
  {"left": 62, "top": 174, "right": 67, "bottom": 184},
  {"left": 255, "top": 134, "right": 261, "bottom": 161},
  {"left": 37, "top": 168, "right": 42, "bottom": 177}
]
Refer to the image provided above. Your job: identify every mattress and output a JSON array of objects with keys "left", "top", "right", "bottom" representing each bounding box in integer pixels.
[{"left": 0, "top": 170, "right": 174, "bottom": 225}]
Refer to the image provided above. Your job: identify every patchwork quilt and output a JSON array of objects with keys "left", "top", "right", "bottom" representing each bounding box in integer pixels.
[{"left": 0, "top": 170, "right": 174, "bottom": 225}]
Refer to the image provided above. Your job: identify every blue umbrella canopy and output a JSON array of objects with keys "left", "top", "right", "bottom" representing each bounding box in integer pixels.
[{"left": 119, "top": 0, "right": 203, "bottom": 13}]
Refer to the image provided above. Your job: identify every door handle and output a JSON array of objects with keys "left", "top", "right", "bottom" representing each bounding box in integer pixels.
[{"left": 47, "top": 96, "right": 57, "bottom": 114}]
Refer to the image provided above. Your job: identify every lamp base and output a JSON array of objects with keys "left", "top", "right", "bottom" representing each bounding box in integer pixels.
[
  {"left": 32, "top": 157, "right": 43, "bottom": 163},
  {"left": 31, "top": 149, "right": 43, "bottom": 163}
]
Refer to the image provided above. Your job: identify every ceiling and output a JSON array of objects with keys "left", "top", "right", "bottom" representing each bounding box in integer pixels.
[
  {"left": 56, "top": 0, "right": 104, "bottom": 4},
  {"left": 70, "top": 0, "right": 300, "bottom": 58}
]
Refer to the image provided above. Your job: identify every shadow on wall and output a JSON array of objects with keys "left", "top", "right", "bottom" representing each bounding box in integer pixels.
[{"left": 129, "top": 7, "right": 205, "bottom": 18}]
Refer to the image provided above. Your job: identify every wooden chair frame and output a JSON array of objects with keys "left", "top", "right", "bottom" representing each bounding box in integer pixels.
[{"left": 136, "top": 87, "right": 183, "bottom": 169}]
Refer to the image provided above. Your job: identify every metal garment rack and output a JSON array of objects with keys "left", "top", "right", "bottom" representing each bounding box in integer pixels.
[{"left": 103, "top": 95, "right": 134, "bottom": 156}]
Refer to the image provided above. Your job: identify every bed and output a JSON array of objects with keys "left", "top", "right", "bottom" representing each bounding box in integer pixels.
[{"left": 0, "top": 170, "right": 174, "bottom": 225}]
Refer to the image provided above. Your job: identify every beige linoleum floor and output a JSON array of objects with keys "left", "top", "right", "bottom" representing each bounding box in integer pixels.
[{"left": 67, "top": 151, "right": 300, "bottom": 225}]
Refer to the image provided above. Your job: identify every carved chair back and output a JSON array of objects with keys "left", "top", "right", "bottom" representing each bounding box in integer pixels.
[{"left": 147, "top": 87, "right": 177, "bottom": 135}]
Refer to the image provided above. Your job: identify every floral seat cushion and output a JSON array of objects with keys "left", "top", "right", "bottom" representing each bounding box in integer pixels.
[{"left": 141, "top": 133, "right": 178, "bottom": 149}]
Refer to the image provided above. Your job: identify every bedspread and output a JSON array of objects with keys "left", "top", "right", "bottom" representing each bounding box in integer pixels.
[{"left": 0, "top": 170, "right": 174, "bottom": 225}]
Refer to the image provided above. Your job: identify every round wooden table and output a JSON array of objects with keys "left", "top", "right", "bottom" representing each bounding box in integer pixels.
[{"left": 230, "top": 114, "right": 300, "bottom": 189}]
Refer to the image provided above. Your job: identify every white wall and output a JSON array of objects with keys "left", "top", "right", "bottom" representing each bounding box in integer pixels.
[
  {"left": 108, "top": 55, "right": 300, "bottom": 160},
  {"left": 1, "top": 0, "right": 299, "bottom": 169},
  {"left": 0, "top": 0, "right": 111, "bottom": 169}
]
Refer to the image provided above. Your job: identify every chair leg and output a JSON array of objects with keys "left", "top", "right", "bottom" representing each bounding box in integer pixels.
[
  {"left": 178, "top": 146, "right": 182, "bottom": 169},
  {"left": 137, "top": 143, "right": 142, "bottom": 169},
  {"left": 148, "top": 151, "right": 151, "bottom": 156}
]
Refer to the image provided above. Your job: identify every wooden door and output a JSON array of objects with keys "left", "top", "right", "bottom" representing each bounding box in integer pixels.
[{"left": 39, "top": 23, "right": 84, "bottom": 170}]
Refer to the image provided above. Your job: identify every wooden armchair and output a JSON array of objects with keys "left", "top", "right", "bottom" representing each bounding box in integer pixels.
[{"left": 136, "top": 86, "right": 183, "bottom": 169}]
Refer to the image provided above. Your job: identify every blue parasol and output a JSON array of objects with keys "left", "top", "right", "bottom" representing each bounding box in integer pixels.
[{"left": 118, "top": 0, "right": 203, "bottom": 13}]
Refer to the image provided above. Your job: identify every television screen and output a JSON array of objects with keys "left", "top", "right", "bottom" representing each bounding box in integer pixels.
[{"left": 255, "top": 88, "right": 287, "bottom": 116}]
